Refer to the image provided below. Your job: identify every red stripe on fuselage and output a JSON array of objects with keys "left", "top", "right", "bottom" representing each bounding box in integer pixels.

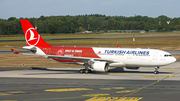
[
  {"left": 52, "top": 58, "right": 83, "bottom": 64},
  {"left": 39, "top": 47, "right": 100, "bottom": 58}
]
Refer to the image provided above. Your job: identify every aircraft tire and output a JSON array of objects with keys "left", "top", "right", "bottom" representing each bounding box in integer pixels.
[
  {"left": 154, "top": 71, "right": 159, "bottom": 74},
  {"left": 79, "top": 69, "right": 85, "bottom": 73},
  {"left": 85, "top": 69, "right": 89, "bottom": 74},
  {"left": 79, "top": 69, "right": 92, "bottom": 74}
]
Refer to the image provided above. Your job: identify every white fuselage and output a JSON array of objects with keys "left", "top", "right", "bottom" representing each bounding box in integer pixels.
[{"left": 92, "top": 48, "right": 176, "bottom": 67}]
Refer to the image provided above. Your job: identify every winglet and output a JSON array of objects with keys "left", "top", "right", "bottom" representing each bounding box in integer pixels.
[{"left": 11, "top": 49, "right": 20, "bottom": 54}]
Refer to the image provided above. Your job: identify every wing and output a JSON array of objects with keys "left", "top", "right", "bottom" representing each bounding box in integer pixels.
[
  {"left": 5, "top": 45, "right": 24, "bottom": 49},
  {"left": 46, "top": 55, "right": 120, "bottom": 63},
  {"left": 10, "top": 49, "right": 37, "bottom": 55},
  {"left": 5, "top": 45, "right": 36, "bottom": 51}
]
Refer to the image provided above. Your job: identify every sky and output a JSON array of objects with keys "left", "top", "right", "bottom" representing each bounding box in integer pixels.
[{"left": 0, "top": 0, "right": 180, "bottom": 19}]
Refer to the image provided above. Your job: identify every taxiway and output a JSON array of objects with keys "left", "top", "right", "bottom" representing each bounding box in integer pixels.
[{"left": 0, "top": 61, "right": 180, "bottom": 101}]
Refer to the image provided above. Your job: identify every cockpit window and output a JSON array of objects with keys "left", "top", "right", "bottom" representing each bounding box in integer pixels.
[{"left": 164, "top": 54, "right": 172, "bottom": 57}]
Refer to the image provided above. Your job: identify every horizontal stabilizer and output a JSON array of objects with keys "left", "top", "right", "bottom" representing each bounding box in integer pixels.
[
  {"left": 5, "top": 45, "right": 23, "bottom": 49},
  {"left": 23, "top": 46, "right": 36, "bottom": 50},
  {"left": 11, "top": 49, "right": 20, "bottom": 54}
]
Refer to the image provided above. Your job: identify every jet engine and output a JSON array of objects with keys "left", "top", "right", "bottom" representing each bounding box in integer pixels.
[
  {"left": 126, "top": 67, "right": 140, "bottom": 69},
  {"left": 92, "top": 61, "right": 109, "bottom": 72}
]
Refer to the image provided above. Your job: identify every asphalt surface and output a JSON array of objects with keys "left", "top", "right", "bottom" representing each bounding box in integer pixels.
[
  {"left": 0, "top": 61, "right": 180, "bottom": 101},
  {"left": 0, "top": 78, "right": 180, "bottom": 101},
  {"left": 1, "top": 34, "right": 180, "bottom": 42}
]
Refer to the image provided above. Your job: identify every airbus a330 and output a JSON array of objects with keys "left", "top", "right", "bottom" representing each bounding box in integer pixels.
[{"left": 10, "top": 19, "right": 176, "bottom": 74}]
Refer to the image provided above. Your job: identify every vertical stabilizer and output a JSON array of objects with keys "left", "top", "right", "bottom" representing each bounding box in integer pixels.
[{"left": 20, "top": 19, "right": 52, "bottom": 47}]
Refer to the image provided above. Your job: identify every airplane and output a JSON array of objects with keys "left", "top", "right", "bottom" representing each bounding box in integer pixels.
[{"left": 10, "top": 19, "right": 176, "bottom": 74}]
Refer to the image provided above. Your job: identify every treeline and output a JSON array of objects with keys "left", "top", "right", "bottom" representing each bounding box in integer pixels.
[{"left": 0, "top": 14, "right": 180, "bottom": 35}]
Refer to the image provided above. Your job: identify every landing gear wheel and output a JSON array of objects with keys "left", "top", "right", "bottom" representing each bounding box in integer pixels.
[
  {"left": 85, "top": 69, "right": 89, "bottom": 74},
  {"left": 154, "top": 67, "right": 159, "bottom": 74},
  {"left": 79, "top": 69, "right": 91, "bottom": 74},
  {"left": 79, "top": 69, "right": 85, "bottom": 73},
  {"left": 154, "top": 71, "right": 159, "bottom": 74}
]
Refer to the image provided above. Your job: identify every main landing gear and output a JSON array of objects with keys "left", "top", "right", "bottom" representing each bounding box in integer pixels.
[
  {"left": 79, "top": 62, "right": 92, "bottom": 74},
  {"left": 79, "top": 69, "right": 92, "bottom": 74},
  {"left": 154, "top": 66, "right": 159, "bottom": 74}
]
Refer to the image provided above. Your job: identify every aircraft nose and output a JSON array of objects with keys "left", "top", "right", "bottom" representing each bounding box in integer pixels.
[
  {"left": 172, "top": 56, "right": 177, "bottom": 62},
  {"left": 166, "top": 56, "right": 176, "bottom": 65},
  {"left": 169, "top": 56, "right": 176, "bottom": 63}
]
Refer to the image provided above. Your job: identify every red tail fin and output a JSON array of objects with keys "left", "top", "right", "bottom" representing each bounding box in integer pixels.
[{"left": 20, "top": 19, "right": 52, "bottom": 47}]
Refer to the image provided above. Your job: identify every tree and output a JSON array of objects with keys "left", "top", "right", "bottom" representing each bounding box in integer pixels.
[
  {"left": 97, "top": 27, "right": 100, "bottom": 32},
  {"left": 0, "top": 14, "right": 179, "bottom": 35},
  {"left": 104, "top": 28, "right": 107, "bottom": 32},
  {"left": 78, "top": 26, "right": 85, "bottom": 32},
  {"left": 8, "top": 17, "right": 16, "bottom": 21}
]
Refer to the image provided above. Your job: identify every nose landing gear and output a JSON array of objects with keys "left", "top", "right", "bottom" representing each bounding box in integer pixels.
[{"left": 154, "top": 67, "right": 159, "bottom": 74}]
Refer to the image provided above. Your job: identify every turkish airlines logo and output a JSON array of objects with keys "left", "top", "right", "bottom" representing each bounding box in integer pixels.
[{"left": 25, "top": 28, "right": 40, "bottom": 46}]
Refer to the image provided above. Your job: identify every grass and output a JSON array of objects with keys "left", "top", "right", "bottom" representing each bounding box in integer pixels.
[
  {"left": 0, "top": 32, "right": 180, "bottom": 68},
  {"left": 0, "top": 54, "right": 83, "bottom": 68},
  {"left": 1, "top": 36, "right": 180, "bottom": 50}
]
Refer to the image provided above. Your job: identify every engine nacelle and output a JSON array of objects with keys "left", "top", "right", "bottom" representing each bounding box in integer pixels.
[
  {"left": 92, "top": 61, "right": 109, "bottom": 72},
  {"left": 126, "top": 67, "right": 140, "bottom": 69}
]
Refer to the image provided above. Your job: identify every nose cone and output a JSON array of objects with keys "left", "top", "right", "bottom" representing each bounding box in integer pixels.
[
  {"left": 165, "top": 56, "right": 176, "bottom": 65},
  {"left": 168, "top": 56, "right": 176, "bottom": 64},
  {"left": 171, "top": 56, "right": 177, "bottom": 63}
]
